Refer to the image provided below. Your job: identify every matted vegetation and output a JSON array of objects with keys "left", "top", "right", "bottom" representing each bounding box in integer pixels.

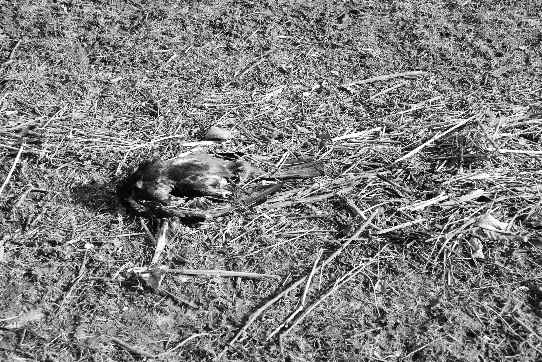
[{"left": 1, "top": 0, "right": 541, "bottom": 361}]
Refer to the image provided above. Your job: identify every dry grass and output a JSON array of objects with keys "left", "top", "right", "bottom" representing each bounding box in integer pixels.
[{"left": 1, "top": 0, "right": 541, "bottom": 361}]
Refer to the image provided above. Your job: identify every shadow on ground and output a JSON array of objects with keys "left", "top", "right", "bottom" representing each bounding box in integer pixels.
[{"left": 70, "top": 180, "right": 207, "bottom": 229}]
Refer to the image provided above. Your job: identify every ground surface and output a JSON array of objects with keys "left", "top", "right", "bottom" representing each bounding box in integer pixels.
[{"left": 1, "top": 0, "right": 541, "bottom": 361}]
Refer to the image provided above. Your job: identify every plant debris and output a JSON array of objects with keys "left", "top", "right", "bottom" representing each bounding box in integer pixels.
[{"left": 1, "top": 1, "right": 541, "bottom": 361}]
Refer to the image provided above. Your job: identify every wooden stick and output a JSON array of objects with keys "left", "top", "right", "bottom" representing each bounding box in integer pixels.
[
  {"left": 216, "top": 209, "right": 380, "bottom": 360},
  {"left": 0, "top": 143, "right": 24, "bottom": 198},
  {"left": 167, "top": 268, "right": 279, "bottom": 280},
  {"left": 342, "top": 71, "right": 427, "bottom": 89},
  {"left": 115, "top": 152, "right": 130, "bottom": 176},
  {"left": 394, "top": 116, "right": 474, "bottom": 163}
]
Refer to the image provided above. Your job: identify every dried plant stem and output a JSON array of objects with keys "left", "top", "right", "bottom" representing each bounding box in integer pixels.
[
  {"left": 167, "top": 268, "right": 279, "bottom": 280},
  {"left": 343, "top": 70, "right": 427, "bottom": 88},
  {"left": 280, "top": 249, "right": 386, "bottom": 338},
  {"left": 0, "top": 312, "right": 19, "bottom": 323},
  {"left": 301, "top": 248, "right": 323, "bottom": 305},
  {"left": 487, "top": 148, "right": 542, "bottom": 156},
  {"left": 369, "top": 81, "right": 407, "bottom": 99},
  {"left": 232, "top": 49, "right": 273, "bottom": 81},
  {"left": 331, "top": 127, "right": 382, "bottom": 142},
  {"left": 56, "top": 251, "right": 88, "bottom": 313},
  {"left": 387, "top": 95, "right": 442, "bottom": 117},
  {"left": 394, "top": 116, "right": 474, "bottom": 163},
  {"left": 110, "top": 332, "right": 209, "bottom": 359},
  {"left": 0, "top": 143, "right": 24, "bottom": 198},
  {"left": 400, "top": 193, "right": 450, "bottom": 211},
  {"left": 267, "top": 248, "right": 323, "bottom": 340},
  {"left": 158, "top": 288, "right": 199, "bottom": 309},
  {"left": 373, "top": 218, "right": 426, "bottom": 235},
  {"left": 259, "top": 192, "right": 337, "bottom": 210},
  {"left": 151, "top": 219, "right": 169, "bottom": 265},
  {"left": 240, "top": 183, "right": 284, "bottom": 207},
  {"left": 157, "top": 333, "right": 210, "bottom": 357},
  {"left": 0, "top": 235, "right": 6, "bottom": 263},
  {"left": 476, "top": 118, "right": 500, "bottom": 151},
  {"left": 109, "top": 336, "right": 156, "bottom": 359},
  {"left": 260, "top": 187, "right": 355, "bottom": 211},
  {"left": 139, "top": 218, "right": 157, "bottom": 245},
  {"left": 216, "top": 209, "right": 380, "bottom": 361},
  {"left": 1, "top": 39, "right": 22, "bottom": 66}
]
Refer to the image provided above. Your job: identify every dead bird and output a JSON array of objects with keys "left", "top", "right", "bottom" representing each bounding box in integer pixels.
[{"left": 117, "top": 153, "right": 322, "bottom": 216}]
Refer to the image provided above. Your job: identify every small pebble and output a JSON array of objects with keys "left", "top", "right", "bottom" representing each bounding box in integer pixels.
[{"left": 204, "top": 126, "right": 234, "bottom": 141}]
